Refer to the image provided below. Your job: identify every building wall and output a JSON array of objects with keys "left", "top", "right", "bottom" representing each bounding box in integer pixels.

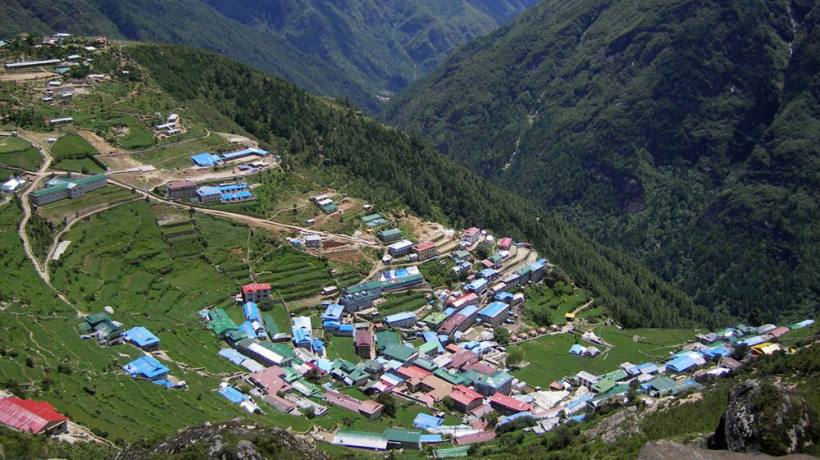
[{"left": 167, "top": 186, "right": 196, "bottom": 200}]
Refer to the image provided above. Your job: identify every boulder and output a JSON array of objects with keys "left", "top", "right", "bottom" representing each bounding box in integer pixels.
[{"left": 708, "top": 379, "right": 817, "bottom": 455}]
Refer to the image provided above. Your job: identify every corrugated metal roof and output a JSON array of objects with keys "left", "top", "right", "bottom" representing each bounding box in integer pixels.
[{"left": 0, "top": 398, "right": 66, "bottom": 433}]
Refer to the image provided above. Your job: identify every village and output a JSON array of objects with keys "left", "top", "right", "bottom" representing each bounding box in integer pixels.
[{"left": 0, "top": 32, "right": 816, "bottom": 458}]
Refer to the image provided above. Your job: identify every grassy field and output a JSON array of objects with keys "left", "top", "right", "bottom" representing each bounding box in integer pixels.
[
  {"left": 49, "top": 133, "right": 104, "bottom": 173},
  {"left": 523, "top": 282, "right": 590, "bottom": 326},
  {"left": 376, "top": 291, "right": 428, "bottom": 317},
  {"left": 0, "top": 137, "right": 42, "bottom": 171},
  {"left": 38, "top": 185, "right": 136, "bottom": 224},
  {"left": 510, "top": 326, "right": 700, "bottom": 386},
  {"left": 324, "top": 336, "right": 361, "bottom": 363},
  {"left": 133, "top": 131, "right": 226, "bottom": 169}
]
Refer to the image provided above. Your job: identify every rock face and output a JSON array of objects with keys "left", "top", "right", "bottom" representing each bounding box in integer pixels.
[
  {"left": 119, "top": 420, "right": 327, "bottom": 460},
  {"left": 639, "top": 441, "right": 817, "bottom": 460},
  {"left": 708, "top": 379, "right": 817, "bottom": 456}
]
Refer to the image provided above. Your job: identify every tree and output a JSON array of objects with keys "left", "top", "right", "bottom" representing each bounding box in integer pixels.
[
  {"left": 731, "top": 343, "right": 749, "bottom": 361},
  {"left": 494, "top": 327, "right": 510, "bottom": 345},
  {"left": 506, "top": 347, "right": 524, "bottom": 367},
  {"left": 376, "top": 393, "right": 397, "bottom": 418}
]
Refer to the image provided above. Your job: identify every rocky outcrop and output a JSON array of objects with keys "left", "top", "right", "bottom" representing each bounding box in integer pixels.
[
  {"left": 639, "top": 440, "right": 817, "bottom": 460},
  {"left": 118, "top": 420, "right": 327, "bottom": 460},
  {"left": 708, "top": 379, "right": 817, "bottom": 456}
]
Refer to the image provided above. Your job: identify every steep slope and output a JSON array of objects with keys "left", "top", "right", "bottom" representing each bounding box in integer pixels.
[
  {"left": 0, "top": 0, "right": 534, "bottom": 111},
  {"left": 202, "top": 0, "right": 537, "bottom": 96},
  {"left": 126, "top": 42, "right": 716, "bottom": 329},
  {"left": 385, "top": 0, "right": 820, "bottom": 322}
]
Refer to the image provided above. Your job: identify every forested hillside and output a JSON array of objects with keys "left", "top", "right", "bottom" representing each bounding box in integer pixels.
[
  {"left": 385, "top": 0, "right": 820, "bottom": 323},
  {"left": 0, "top": 0, "right": 534, "bottom": 111},
  {"left": 126, "top": 43, "right": 717, "bottom": 329}
]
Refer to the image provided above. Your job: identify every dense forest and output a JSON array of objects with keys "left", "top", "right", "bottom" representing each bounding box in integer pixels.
[
  {"left": 126, "top": 43, "right": 718, "bottom": 329},
  {"left": 385, "top": 0, "right": 820, "bottom": 323}
]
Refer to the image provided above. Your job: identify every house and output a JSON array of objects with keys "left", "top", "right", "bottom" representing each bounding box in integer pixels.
[
  {"left": 644, "top": 376, "right": 679, "bottom": 397},
  {"left": 413, "top": 413, "right": 444, "bottom": 430},
  {"left": 453, "top": 430, "right": 495, "bottom": 446},
  {"left": 122, "top": 326, "right": 160, "bottom": 351},
  {"left": 355, "top": 328, "right": 375, "bottom": 359},
  {"left": 498, "top": 237, "right": 513, "bottom": 250},
  {"left": 122, "top": 355, "right": 169, "bottom": 381},
  {"left": 438, "top": 305, "right": 480, "bottom": 337},
  {"left": 448, "top": 349, "right": 479, "bottom": 370},
  {"left": 769, "top": 326, "right": 790, "bottom": 338},
  {"left": 340, "top": 281, "right": 383, "bottom": 312},
  {"left": 384, "top": 428, "right": 423, "bottom": 450},
  {"left": 665, "top": 351, "right": 706, "bottom": 373},
  {"left": 0, "top": 398, "right": 67, "bottom": 435},
  {"left": 423, "top": 312, "right": 448, "bottom": 329},
  {"left": 574, "top": 371, "right": 599, "bottom": 388},
  {"left": 332, "top": 430, "right": 388, "bottom": 451},
  {"left": 489, "top": 393, "right": 532, "bottom": 415},
  {"left": 464, "top": 278, "right": 488, "bottom": 295},
  {"left": 448, "top": 293, "right": 478, "bottom": 310},
  {"left": 236, "top": 339, "right": 294, "bottom": 366},
  {"left": 358, "top": 399, "right": 384, "bottom": 419},
  {"left": 463, "top": 370, "right": 513, "bottom": 396},
  {"left": 304, "top": 234, "right": 322, "bottom": 248},
  {"left": 387, "top": 240, "right": 414, "bottom": 257},
  {"left": 241, "top": 283, "right": 271, "bottom": 304},
  {"left": 31, "top": 174, "right": 106, "bottom": 206},
  {"left": 191, "top": 152, "right": 221, "bottom": 167},
  {"left": 384, "top": 311, "right": 416, "bottom": 329},
  {"left": 448, "top": 385, "right": 484, "bottom": 412},
  {"left": 377, "top": 228, "right": 403, "bottom": 243},
  {"left": 250, "top": 366, "right": 290, "bottom": 395},
  {"left": 462, "top": 227, "right": 481, "bottom": 245},
  {"left": 322, "top": 303, "right": 344, "bottom": 323},
  {"left": 382, "top": 344, "right": 418, "bottom": 363},
  {"left": 196, "top": 186, "right": 222, "bottom": 202},
  {"left": 291, "top": 316, "right": 313, "bottom": 348},
  {"left": 1, "top": 177, "right": 25, "bottom": 193},
  {"left": 375, "top": 330, "right": 401, "bottom": 351},
  {"left": 325, "top": 390, "right": 364, "bottom": 413},
  {"left": 413, "top": 241, "right": 437, "bottom": 261},
  {"left": 477, "top": 302, "right": 510, "bottom": 327},
  {"left": 165, "top": 180, "right": 197, "bottom": 200}
]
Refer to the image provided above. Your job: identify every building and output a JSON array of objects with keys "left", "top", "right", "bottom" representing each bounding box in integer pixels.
[
  {"left": 122, "top": 326, "right": 160, "bottom": 351},
  {"left": 384, "top": 311, "right": 416, "bottom": 329},
  {"left": 377, "top": 228, "right": 403, "bottom": 243},
  {"left": 439, "top": 305, "right": 480, "bottom": 337},
  {"left": 448, "top": 385, "right": 483, "bottom": 412},
  {"left": 463, "top": 370, "right": 513, "bottom": 396},
  {"left": 384, "top": 428, "right": 422, "bottom": 450},
  {"left": 358, "top": 399, "right": 384, "bottom": 419},
  {"left": 1, "top": 177, "right": 25, "bottom": 193},
  {"left": 498, "top": 237, "right": 513, "bottom": 250},
  {"left": 191, "top": 152, "right": 221, "bottom": 167},
  {"left": 304, "top": 234, "right": 322, "bottom": 248},
  {"left": 4, "top": 59, "right": 62, "bottom": 70},
  {"left": 0, "top": 398, "right": 67, "bottom": 435},
  {"left": 464, "top": 278, "right": 488, "bottom": 295},
  {"left": 355, "top": 328, "right": 375, "bottom": 359},
  {"left": 462, "top": 227, "right": 481, "bottom": 245},
  {"left": 477, "top": 302, "right": 510, "bottom": 327},
  {"left": 166, "top": 180, "right": 197, "bottom": 200},
  {"left": 30, "top": 174, "right": 106, "bottom": 206},
  {"left": 382, "top": 344, "right": 418, "bottom": 363},
  {"left": 340, "top": 281, "right": 383, "bottom": 312},
  {"left": 413, "top": 241, "right": 437, "bottom": 261},
  {"left": 387, "top": 240, "right": 414, "bottom": 257},
  {"left": 196, "top": 186, "right": 222, "bottom": 203},
  {"left": 241, "top": 283, "right": 271, "bottom": 304},
  {"left": 489, "top": 393, "right": 532, "bottom": 415},
  {"left": 291, "top": 316, "right": 313, "bottom": 349},
  {"left": 332, "top": 430, "right": 388, "bottom": 451}
]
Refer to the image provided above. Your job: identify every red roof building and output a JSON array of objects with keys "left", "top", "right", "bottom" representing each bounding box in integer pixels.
[
  {"left": 397, "top": 365, "right": 432, "bottom": 381},
  {"left": 454, "top": 430, "right": 496, "bottom": 446},
  {"left": 412, "top": 241, "right": 437, "bottom": 261},
  {"left": 448, "top": 350, "right": 479, "bottom": 370},
  {"left": 449, "top": 293, "right": 478, "bottom": 309},
  {"left": 250, "top": 366, "right": 290, "bottom": 395},
  {"left": 498, "top": 237, "right": 513, "bottom": 250},
  {"left": 354, "top": 328, "right": 375, "bottom": 359},
  {"left": 462, "top": 227, "right": 481, "bottom": 244},
  {"left": 769, "top": 326, "right": 790, "bottom": 338},
  {"left": 0, "top": 398, "right": 67, "bottom": 434},
  {"left": 358, "top": 399, "right": 384, "bottom": 419},
  {"left": 448, "top": 385, "right": 483, "bottom": 413},
  {"left": 241, "top": 283, "right": 272, "bottom": 303},
  {"left": 325, "top": 390, "right": 362, "bottom": 413},
  {"left": 489, "top": 393, "right": 532, "bottom": 415},
  {"left": 463, "top": 361, "right": 496, "bottom": 375}
]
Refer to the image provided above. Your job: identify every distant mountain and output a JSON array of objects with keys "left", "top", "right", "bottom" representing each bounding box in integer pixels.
[
  {"left": 0, "top": 0, "right": 535, "bottom": 110},
  {"left": 385, "top": 0, "right": 820, "bottom": 323}
]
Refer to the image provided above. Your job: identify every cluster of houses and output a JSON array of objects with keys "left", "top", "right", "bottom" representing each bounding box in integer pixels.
[
  {"left": 166, "top": 180, "right": 255, "bottom": 204},
  {"left": 310, "top": 194, "right": 338, "bottom": 214},
  {"left": 30, "top": 173, "right": 107, "bottom": 206},
  {"left": 153, "top": 112, "right": 182, "bottom": 137},
  {"left": 76, "top": 312, "right": 186, "bottom": 389}
]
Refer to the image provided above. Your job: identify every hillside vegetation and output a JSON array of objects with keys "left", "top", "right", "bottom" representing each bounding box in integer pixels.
[
  {"left": 385, "top": 0, "right": 820, "bottom": 323},
  {"left": 0, "top": 0, "right": 534, "bottom": 111},
  {"left": 126, "top": 43, "right": 716, "bottom": 329}
]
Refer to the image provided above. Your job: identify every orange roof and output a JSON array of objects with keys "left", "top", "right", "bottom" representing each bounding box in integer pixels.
[
  {"left": 413, "top": 241, "right": 435, "bottom": 252},
  {"left": 449, "top": 385, "right": 482, "bottom": 406},
  {"left": 490, "top": 392, "right": 531, "bottom": 413},
  {"left": 241, "top": 283, "right": 271, "bottom": 294},
  {"left": 397, "top": 365, "right": 432, "bottom": 381}
]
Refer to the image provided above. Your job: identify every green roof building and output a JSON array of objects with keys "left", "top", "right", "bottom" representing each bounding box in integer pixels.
[
  {"left": 383, "top": 428, "right": 422, "bottom": 449},
  {"left": 377, "top": 228, "right": 403, "bottom": 243},
  {"left": 381, "top": 344, "right": 417, "bottom": 363}
]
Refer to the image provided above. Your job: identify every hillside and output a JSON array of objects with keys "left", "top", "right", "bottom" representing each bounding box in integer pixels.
[
  {"left": 384, "top": 0, "right": 820, "bottom": 323},
  {"left": 0, "top": 0, "right": 534, "bottom": 111},
  {"left": 125, "top": 42, "right": 714, "bottom": 329}
]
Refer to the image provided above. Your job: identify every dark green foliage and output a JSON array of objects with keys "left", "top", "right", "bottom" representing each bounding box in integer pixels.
[
  {"left": 386, "top": 0, "right": 820, "bottom": 323},
  {"left": 0, "top": 427, "right": 114, "bottom": 460},
  {"left": 128, "top": 43, "right": 717, "bottom": 328}
]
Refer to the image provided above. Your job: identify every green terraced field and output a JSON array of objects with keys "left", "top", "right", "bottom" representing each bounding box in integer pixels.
[{"left": 0, "top": 136, "right": 42, "bottom": 171}]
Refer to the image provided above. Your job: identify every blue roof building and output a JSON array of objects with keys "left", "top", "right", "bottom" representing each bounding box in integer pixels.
[
  {"left": 494, "top": 291, "right": 514, "bottom": 303},
  {"left": 413, "top": 413, "right": 444, "bottom": 430},
  {"left": 322, "top": 303, "right": 344, "bottom": 323},
  {"left": 738, "top": 335, "right": 767, "bottom": 347},
  {"left": 218, "top": 385, "right": 248, "bottom": 404},
  {"left": 335, "top": 324, "right": 354, "bottom": 336},
  {"left": 465, "top": 278, "right": 488, "bottom": 294},
  {"left": 478, "top": 268, "right": 497, "bottom": 280},
  {"left": 478, "top": 301, "right": 510, "bottom": 327},
  {"left": 218, "top": 348, "right": 247, "bottom": 366},
  {"left": 123, "top": 326, "right": 160, "bottom": 350},
  {"left": 292, "top": 316, "right": 312, "bottom": 348},
  {"left": 384, "top": 311, "right": 417, "bottom": 328},
  {"left": 123, "top": 355, "right": 168, "bottom": 380},
  {"left": 636, "top": 362, "right": 660, "bottom": 375},
  {"left": 243, "top": 302, "right": 260, "bottom": 322},
  {"left": 569, "top": 344, "right": 585, "bottom": 355},
  {"left": 191, "top": 152, "right": 221, "bottom": 166}
]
